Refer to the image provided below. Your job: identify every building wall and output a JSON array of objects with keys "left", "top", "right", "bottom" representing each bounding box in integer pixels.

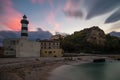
[
  {"left": 3, "top": 39, "right": 16, "bottom": 57},
  {"left": 40, "top": 40, "right": 63, "bottom": 57},
  {"left": 40, "top": 41, "right": 60, "bottom": 49},
  {"left": 3, "top": 39, "right": 63, "bottom": 58},
  {"left": 40, "top": 49, "right": 63, "bottom": 57},
  {"left": 16, "top": 39, "right": 40, "bottom": 57}
]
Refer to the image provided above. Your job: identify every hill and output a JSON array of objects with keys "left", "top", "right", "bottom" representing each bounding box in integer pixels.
[{"left": 61, "top": 26, "right": 120, "bottom": 54}]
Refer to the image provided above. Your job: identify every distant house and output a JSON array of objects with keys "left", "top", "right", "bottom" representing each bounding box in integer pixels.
[
  {"left": 39, "top": 40, "right": 63, "bottom": 57},
  {"left": 3, "top": 39, "right": 17, "bottom": 57},
  {"left": 51, "top": 34, "right": 64, "bottom": 40}
]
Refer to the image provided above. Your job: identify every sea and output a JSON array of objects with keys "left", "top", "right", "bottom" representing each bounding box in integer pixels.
[{"left": 49, "top": 61, "right": 120, "bottom": 80}]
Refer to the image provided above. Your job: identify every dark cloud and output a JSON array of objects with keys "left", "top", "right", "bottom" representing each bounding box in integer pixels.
[
  {"left": 63, "top": 10, "right": 83, "bottom": 18},
  {"left": 63, "top": 0, "right": 83, "bottom": 18},
  {"left": 110, "top": 31, "right": 120, "bottom": 38},
  {"left": 86, "top": 0, "right": 120, "bottom": 19},
  {"left": 105, "top": 8, "right": 120, "bottom": 23},
  {"left": 0, "top": 28, "right": 52, "bottom": 46},
  {"left": 0, "top": 31, "right": 19, "bottom": 39},
  {"left": 63, "top": 0, "right": 120, "bottom": 21},
  {"left": 28, "top": 30, "right": 52, "bottom": 40}
]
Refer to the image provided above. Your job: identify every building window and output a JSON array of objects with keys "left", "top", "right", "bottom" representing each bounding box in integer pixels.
[
  {"left": 10, "top": 48, "right": 14, "bottom": 51},
  {"left": 41, "top": 42, "right": 43, "bottom": 45},
  {"left": 12, "top": 41, "right": 16, "bottom": 45},
  {"left": 44, "top": 43, "right": 46, "bottom": 45},
  {"left": 45, "top": 51, "right": 47, "bottom": 53},
  {"left": 49, "top": 51, "right": 52, "bottom": 54},
  {"left": 48, "top": 47, "right": 51, "bottom": 49},
  {"left": 44, "top": 47, "right": 46, "bottom": 49}
]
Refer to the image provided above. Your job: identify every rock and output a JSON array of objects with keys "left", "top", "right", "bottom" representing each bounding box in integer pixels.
[
  {"left": 85, "top": 26, "right": 106, "bottom": 45},
  {"left": 0, "top": 72, "right": 23, "bottom": 80},
  {"left": 93, "top": 58, "right": 106, "bottom": 62}
]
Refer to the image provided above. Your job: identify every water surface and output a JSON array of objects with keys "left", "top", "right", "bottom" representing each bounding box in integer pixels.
[{"left": 50, "top": 62, "right": 120, "bottom": 80}]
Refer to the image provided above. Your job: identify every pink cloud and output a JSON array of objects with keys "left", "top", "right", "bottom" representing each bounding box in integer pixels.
[
  {"left": 64, "top": 0, "right": 81, "bottom": 11},
  {"left": 63, "top": 0, "right": 83, "bottom": 18},
  {"left": 31, "top": 0, "right": 54, "bottom": 9},
  {"left": 0, "top": 0, "right": 22, "bottom": 31},
  {"left": 31, "top": 0, "right": 45, "bottom": 4},
  {"left": 48, "top": 0, "right": 54, "bottom": 9},
  {"left": 46, "top": 11, "right": 61, "bottom": 32}
]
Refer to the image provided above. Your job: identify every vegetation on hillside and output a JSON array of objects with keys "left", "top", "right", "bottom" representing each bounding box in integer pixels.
[{"left": 61, "top": 26, "right": 120, "bottom": 54}]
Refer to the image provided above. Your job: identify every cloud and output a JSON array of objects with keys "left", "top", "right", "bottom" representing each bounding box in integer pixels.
[
  {"left": 63, "top": 0, "right": 120, "bottom": 23},
  {"left": 31, "top": 0, "right": 44, "bottom": 3},
  {"left": 86, "top": 0, "right": 120, "bottom": 19},
  {"left": 46, "top": 11, "right": 61, "bottom": 32},
  {"left": 31, "top": 0, "right": 54, "bottom": 8},
  {"left": 0, "top": 0, "right": 22, "bottom": 31},
  {"left": 0, "top": 28, "right": 52, "bottom": 45},
  {"left": 107, "top": 21, "right": 120, "bottom": 32},
  {"left": 29, "top": 28, "right": 52, "bottom": 40},
  {"left": 110, "top": 31, "right": 120, "bottom": 38},
  {"left": 63, "top": 10, "right": 83, "bottom": 18},
  {"left": 63, "top": 0, "right": 83, "bottom": 18},
  {"left": 105, "top": 8, "right": 120, "bottom": 23},
  {"left": 108, "top": 21, "right": 120, "bottom": 32}
]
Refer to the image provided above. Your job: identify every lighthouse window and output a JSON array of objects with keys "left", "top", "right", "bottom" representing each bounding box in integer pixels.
[
  {"left": 22, "top": 24, "right": 27, "bottom": 27},
  {"left": 21, "top": 33, "right": 28, "bottom": 36},
  {"left": 22, "top": 27, "right": 28, "bottom": 30}
]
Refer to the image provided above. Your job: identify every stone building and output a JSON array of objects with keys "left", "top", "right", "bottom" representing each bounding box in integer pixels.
[
  {"left": 39, "top": 40, "right": 63, "bottom": 57},
  {"left": 3, "top": 39, "right": 18, "bottom": 57}
]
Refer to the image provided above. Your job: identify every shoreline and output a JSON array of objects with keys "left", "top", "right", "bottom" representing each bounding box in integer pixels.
[
  {"left": 0, "top": 56, "right": 110, "bottom": 80},
  {"left": 40, "top": 62, "right": 64, "bottom": 80},
  {"left": 42, "top": 58, "right": 91, "bottom": 80}
]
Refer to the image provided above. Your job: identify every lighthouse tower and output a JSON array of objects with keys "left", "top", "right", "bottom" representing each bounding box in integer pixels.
[{"left": 20, "top": 15, "right": 29, "bottom": 39}]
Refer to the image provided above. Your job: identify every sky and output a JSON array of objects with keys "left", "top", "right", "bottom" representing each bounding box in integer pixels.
[{"left": 0, "top": 0, "right": 120, "bottom": 34}]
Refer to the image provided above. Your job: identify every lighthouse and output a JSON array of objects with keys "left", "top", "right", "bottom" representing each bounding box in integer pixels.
[{"left": 20, "top": 15, "right": 29, "bottom": 39}]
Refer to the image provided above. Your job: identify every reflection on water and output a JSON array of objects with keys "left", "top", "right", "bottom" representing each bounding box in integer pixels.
[{"left": 50, "top": 62, "right": 120, "bottom": 80}]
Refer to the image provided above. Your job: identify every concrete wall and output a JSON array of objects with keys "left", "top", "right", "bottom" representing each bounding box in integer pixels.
[
  {"left": 16, "top": 39, "right": 40, "bottom": 57},
  {"left": 3, "top": 39, "right": 16, "bottom": 57}
]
